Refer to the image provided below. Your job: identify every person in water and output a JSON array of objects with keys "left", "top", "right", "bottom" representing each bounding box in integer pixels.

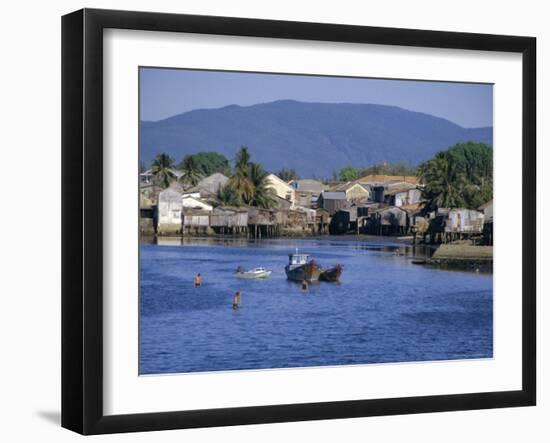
[
  {"left": 301, "top": 279, "right": 308, "bottom": 291},
  {"left": 232, "top": 291, "right": 241, "bottom": 309},
  {"left": 194, "top": 273, "right": 202, "bottom": 287}
]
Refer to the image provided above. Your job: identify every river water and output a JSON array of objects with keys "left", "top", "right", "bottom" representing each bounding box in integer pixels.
[{"left": 139, "top": 237, "right": 493, "bottom": 374}]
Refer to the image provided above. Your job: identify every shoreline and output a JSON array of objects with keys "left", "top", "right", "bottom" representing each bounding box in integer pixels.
[
  {"left": 141, "top": 233, "right": 416, "bottom": 244},
  {"left": 140, "top": 235, "right": 493, "bottom": 274},
  {"left": 427, "top": 244, "right": 493, "bottom": 273}
]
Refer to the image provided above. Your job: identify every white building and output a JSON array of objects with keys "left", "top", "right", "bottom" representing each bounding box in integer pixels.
[
  {"left": 157, "top": 185, "right": 183, "bottom": 235},
  {"left": 265, "top": 173, "right": 296, "bottom": 208}
]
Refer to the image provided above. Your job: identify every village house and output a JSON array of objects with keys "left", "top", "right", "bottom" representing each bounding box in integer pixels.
[
  {"left": 182, "top": 195, "right": 213, "bottom": 211},
  {"left": 329, "top": 182, "right": 370, "bottom": 203},
  {"left": 139, "top": 183, "right": 163, "bottom": 235},
  {"left": 369, "top": 181, "right": 422, "bottom": 204},
  {"left": 315, "top": 208, "right": 330, "bottom": 234},
  {"left": 441, "top": 208, "right": 484, "bottom": 234},
  {"left": 384, "top": 186, "right": 423, "bottom": 207},
  {"left": 247, "top": 207, "right": 280, "bottom": 238},
  {"left": 156, "top": 183, "right": 184, "bottom": 235},
  {"left": 283, "top": 207, "right": 317, "bottom": 235},
  {"left": 367, "top": 206, "right": 410, "bottom": 236},
  {"left": 317, "top": 191, "right": 349, "bottom": 215},
  {"left": 210, "top": 207, "right": 249, "bottom": 235},
  {"left": 273, "top": 195, "right": 293, "bottom": 211},
  {"left": 425, "top": 208, "right": 485, "bottom": 243},
  {"left": 330, "top": 207, "right": 357, "bottom": 235},
  {"left": 139, "top": 182, "right": 163, "bottom": 211},
  {"left": 289, "top": 179, "right": 326, "bottom": 208},
  {"left": 265, "top": 173, "right": 296, "bottom": 208},
  {"left": 186, "top": 172, "right": 229, "bottom": 198},
  {"left": 478, "top": 200, "right": 493, "bottom": 245},
  {"left": 181, "top": 209, "right": 211, "bottom": 235}
]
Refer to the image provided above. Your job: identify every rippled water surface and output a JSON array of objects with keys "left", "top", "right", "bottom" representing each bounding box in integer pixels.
[{"left": 139, "top": 237, "right": 493, "bottom": 374}]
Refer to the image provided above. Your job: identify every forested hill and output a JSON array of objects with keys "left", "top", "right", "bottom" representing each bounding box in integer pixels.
[{"left": 140, "top": 100, "right": 492, "bottom": 177}]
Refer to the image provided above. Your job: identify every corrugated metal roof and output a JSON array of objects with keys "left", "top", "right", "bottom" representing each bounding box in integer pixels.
[
  {"left": 292, "top": 179, "right": 326, "bottom": 193},
  {"left": 320, "top": 191, "right": 347, "bottom": 200}
]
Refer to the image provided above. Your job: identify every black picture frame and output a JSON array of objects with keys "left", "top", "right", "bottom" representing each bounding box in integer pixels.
[{"left": 62, "top": 8, "right": 536, "bottom": 435}]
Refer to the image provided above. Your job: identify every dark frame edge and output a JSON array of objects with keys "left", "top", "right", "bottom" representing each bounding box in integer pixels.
[
  {"left": 521, "top": 37, "right": 537, "bottom": 406},
  {"left": 87, "top": 390, "right": 533, "bottom": 435},
  {"left": 61, "top": 8, "right": 85, "bottom": 435}
]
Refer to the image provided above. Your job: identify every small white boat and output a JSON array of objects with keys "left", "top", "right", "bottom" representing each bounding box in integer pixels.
[{"left": 235, "top": 267, "right": 272, "bottom": 279}]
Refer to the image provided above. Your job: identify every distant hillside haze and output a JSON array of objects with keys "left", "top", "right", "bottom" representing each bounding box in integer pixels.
[{"left": 139, "top": 100, "right": 493, "bottom": 177}]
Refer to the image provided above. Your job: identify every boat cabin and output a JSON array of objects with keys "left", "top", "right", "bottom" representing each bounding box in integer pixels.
[{"left": 288, "top": 253, "right": 310, "bottom": 266}]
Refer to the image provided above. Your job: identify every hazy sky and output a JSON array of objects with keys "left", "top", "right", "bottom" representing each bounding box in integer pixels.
[{"left": 140, "top": 67, "right": 493, "bottom": 128}]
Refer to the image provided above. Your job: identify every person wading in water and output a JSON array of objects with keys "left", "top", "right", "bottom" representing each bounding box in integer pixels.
[
  {"left": 232, "top": 291, "right": 241, "bottom": 309},
  {"left": 194, "top": 273, "right": 202, "bottom": 287},
  {"left": 301, "top": 279, "right": 308, "bottom": 292}
]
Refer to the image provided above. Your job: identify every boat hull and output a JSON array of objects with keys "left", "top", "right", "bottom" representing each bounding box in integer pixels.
[
  {"left": 319, "top": 264, "right": 343, "bottom": 282},
  {"left": 285, "top": 261, "right": 321, "bottom": 282},
  {"left": 235, "top": 270, "right": 272, "bottom": 279}
]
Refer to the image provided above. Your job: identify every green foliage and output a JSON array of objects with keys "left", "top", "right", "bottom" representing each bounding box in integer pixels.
[
  {"left": 178, "top": 152, "right": 231, "bottom": 177},
  {"left": 228, "top": 146, "right": 255, "bottom": 203},
  {"left": 276, "top": 168, "right": 299, "bottom": 182},
  {"left": 217, "top": 184, "right": 243, "bottom": 207},
  {"left": 225, "top": 146, "right": 277, "bottom": 209},
  {"left": 338, "top": 166, "right": 360, "bottom": 182},
  {"left": 151, "top": 153, "right": 175, "bottom": 188},
  {"left": 248, "top": 163, "right": 277, "bottom": 209},
  {"left": 179, "top": 155, "right": 203, "bottom": 187},
  {"left": 234, "top": 145, "right": 251, "bottom": 172},
  {"left": 418, "top": 142, "right": 493, "bottom": 211}
]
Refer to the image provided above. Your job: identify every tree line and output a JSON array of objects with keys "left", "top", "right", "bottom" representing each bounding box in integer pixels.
[
  {"left": 144, "top": 146, "right": 277, "bottom": 209},
  {"left": 144, "top": 141, "right": 493, "bottom": 212},
  {"left": 418, "top": 142, "right": 493, "bottom": 211}
]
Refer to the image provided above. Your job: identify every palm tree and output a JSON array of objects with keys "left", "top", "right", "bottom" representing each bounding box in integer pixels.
[
  {"left": 151, "top": 153, "right": 175, "bottom": 188},
  {"left": 217, "top": 184, "right": 243, "bottom": 207},
  {"left": 224, "top": 146, "right": 277, "bottom": 208},
  {"left": 418, "top": 154, "right": 466, "bottom": 210},
  {"left": 234, "top": 145, "right": 251, "bottom": 173},
  {"left": 248, "top": 163, "right": 277, "bottom": 208},
  {"left": 228, "top": 172, "right": 254, "bottom": 204},
  {"left": 180, "top": 155, "right": 202, "bottom": 187},
  {"left": 228, "top": 146, "right": 254, "bottom": 203}
]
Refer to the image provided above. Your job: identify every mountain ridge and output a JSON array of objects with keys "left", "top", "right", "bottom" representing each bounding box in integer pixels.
[{"left": 139, "top": 100, "right": 492, "bottom": 177}]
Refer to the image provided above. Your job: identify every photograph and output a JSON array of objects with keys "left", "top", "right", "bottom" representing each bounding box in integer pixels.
[{"left": 138, "top": 67, "right": 494, "bottom": 375}]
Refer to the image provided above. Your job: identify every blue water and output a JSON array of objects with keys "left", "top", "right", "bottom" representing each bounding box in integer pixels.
[{"left": 139, "top": 237, "right": 493, "bottom": 374}]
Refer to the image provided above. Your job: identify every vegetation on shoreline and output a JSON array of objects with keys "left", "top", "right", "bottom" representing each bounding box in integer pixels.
[
  {"left": 150, "top": 153, "right": 176, "bottom": 188},
  {"left": 225, "top": 146, "right": 277, "bottom": 208},
  {"left": 178, "top": 151, "right": 231, "bottom": 177},
  {"left": 418, "top": 142, "right": 492, "bottom": 211},
  {"left": 148, "top": 147, "right": 277, "bottom": 209},
  {"left": 145, "top": 141, "right": 493, "bottom": 213}
]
